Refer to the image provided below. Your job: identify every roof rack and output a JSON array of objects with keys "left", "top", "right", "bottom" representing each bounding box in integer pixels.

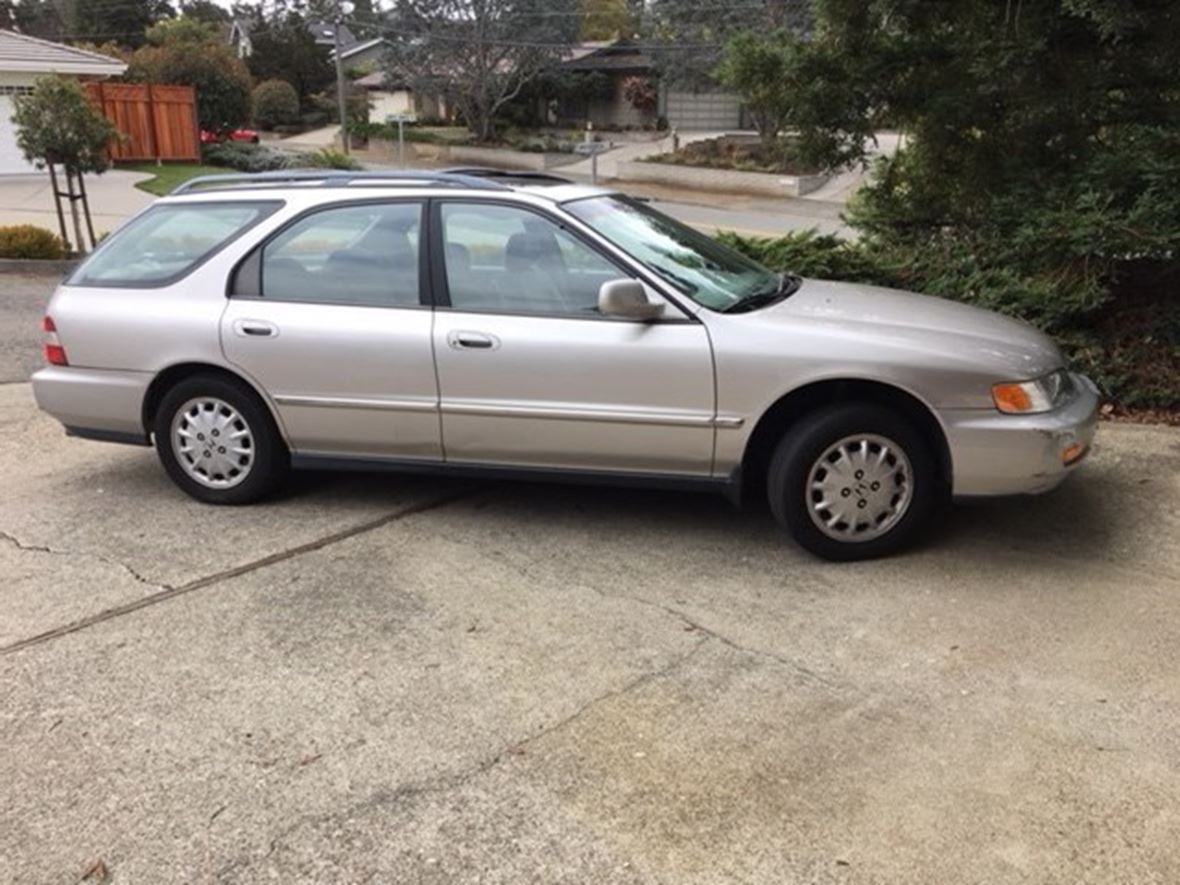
[
  {"left": 170, "top": 169, "right": 512, "bottom": 195},
  {"left": 441, "top": 167, "right": 574, "bottom": 186}
]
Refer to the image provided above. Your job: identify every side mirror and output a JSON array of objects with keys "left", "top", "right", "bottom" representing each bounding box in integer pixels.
[{"left": 598, "top": 279, "right": 665, "bottom": 321}]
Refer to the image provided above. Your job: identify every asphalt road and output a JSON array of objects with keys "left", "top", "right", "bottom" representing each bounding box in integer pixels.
[{"left": 3, "top": 275, "right": 1180, "bottom": 884}]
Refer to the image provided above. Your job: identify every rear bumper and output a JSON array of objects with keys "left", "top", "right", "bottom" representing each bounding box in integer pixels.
[
  {"left": 942, "top": 373, "right": 1100, "bottom": 497},
  {"left": 32, "top": 366, "right": 151, "bottom": 445}
]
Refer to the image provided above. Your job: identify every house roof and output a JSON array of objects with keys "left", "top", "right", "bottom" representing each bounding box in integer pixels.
[
  {"left": 558, "top": 40, "right": 652, "bottom": 73},
  {"left": 338, "top": 37, "right": 387, "bottom": 61},
  {"left": 306, "top": 19, "right": 357, "bottom": 48},
  {"left": 0, "top": 29, "right": 127, "bottom": 76}
]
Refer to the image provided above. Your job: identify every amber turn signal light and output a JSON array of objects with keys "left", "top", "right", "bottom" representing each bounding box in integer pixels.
[{"left": 992, "top": 383, "right": 1033, "bottom": 414}]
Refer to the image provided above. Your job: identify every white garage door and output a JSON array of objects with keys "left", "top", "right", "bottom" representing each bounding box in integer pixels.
[
  {"left": 664, "top": 89, "right": 743, "bottom": 131},
  {"left": 0, "top": 95, "right": 39, "bottom": 175}
]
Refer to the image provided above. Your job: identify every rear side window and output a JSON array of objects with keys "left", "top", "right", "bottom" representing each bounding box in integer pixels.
[
  {"left": 69, "top": 201, "right": 279, "bottom": 288},
  {"left": 237, "top": 202, "right": 423, "bottom": 307}
]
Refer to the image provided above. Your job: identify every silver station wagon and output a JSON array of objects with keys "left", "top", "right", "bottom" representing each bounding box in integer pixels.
[{"left": 33, "top": 169, "right": 1099, "bottom": 560}]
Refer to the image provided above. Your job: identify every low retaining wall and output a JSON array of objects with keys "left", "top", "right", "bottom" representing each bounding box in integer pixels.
[
  {"left": 615, "top": 160, "right": 829, "bottom": 198},
  {"left": 361, "top": 139, "right": 577, "bottom": 170},
  {"left": 0, "top": 258, "right": 78, "bottom": 275},
  {"left": 445, "top": 145, "right": 579, "bottom": 171}
]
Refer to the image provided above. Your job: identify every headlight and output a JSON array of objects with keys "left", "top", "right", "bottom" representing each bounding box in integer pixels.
[{"left": 992, "top": 370, "right": 1072, "bottom": 414}]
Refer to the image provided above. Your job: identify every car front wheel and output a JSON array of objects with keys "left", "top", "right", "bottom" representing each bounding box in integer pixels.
[
  {"left": 767, "top": 403, "right": 941, "bottom": 561},
  {"left": 154, "top": 374, "right": 288, "bottom": 505}
]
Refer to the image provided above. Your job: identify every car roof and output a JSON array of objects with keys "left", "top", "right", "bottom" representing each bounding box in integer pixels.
[{"left": 159, "top": 169, "right": 609, "bottom": 207}]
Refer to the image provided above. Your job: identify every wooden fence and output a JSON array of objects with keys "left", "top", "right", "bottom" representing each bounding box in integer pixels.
[{"left": 85, "top": 82, "right": 200, "bottom": 163}]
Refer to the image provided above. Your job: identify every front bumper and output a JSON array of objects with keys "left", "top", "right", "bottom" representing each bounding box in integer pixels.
[
  {"left": 942, "top": 373, "right": 1100, "bottom": 497},
  {"left": 32, "top": 365, "right": 152, "bottom": 445}
]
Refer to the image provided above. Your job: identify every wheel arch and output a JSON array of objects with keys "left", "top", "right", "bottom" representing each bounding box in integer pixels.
[
  {"left": 740, "top": 378, "right": 953, "bottom": 504},
  {"left": 141, "top": 362, "right": 286, "bottom": 442}
]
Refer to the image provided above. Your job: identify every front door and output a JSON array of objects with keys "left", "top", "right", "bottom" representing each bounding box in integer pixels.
[
  {"left": 430, "top": 200, "right": 715, "bottom": 475},
  {"left": 222, "top": 200, "right": 440, "bottom": 460}
]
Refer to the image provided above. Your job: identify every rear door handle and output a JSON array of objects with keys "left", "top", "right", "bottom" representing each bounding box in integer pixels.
[
  {"left": 447, "top": 330, "right": 499, "bottom": 351},
  {"left": 233, "top": 319, "right": 278, "bottom": 338}
]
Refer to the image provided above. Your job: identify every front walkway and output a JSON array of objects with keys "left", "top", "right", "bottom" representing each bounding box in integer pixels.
[
  {"left": 277, "top": 125, "right": 343, "bottom": 153},
  {"left": 560, "top": 130, "right": 723, "bottom": 180}
]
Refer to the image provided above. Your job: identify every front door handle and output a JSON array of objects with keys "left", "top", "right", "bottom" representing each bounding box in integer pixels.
[
  {"left": 447, "top": 330, "right": 499, "bottom": 351},
  {"left": 233, "top": 319, "right": 278, "bottom": 338}
]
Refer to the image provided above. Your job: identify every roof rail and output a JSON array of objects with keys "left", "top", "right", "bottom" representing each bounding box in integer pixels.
[
  {"left": 170, "top": 169, "right": 512, "bottom": 195},
  {"left": 441, "top": 167, "right": 574, "bottom": 185}
]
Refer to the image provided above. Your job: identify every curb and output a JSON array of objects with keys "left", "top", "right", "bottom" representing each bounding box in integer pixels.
[{"left": 0, "top": 258, "right": 79, "bottom": 275}]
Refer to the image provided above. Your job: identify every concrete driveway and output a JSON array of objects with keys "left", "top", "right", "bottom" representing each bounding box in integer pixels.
[
  {"left": 2, "top": 275, "right": 1179, "bottom": 884},
  {"left": 0, "top": 170, "right": 153, "bottom": 236}
]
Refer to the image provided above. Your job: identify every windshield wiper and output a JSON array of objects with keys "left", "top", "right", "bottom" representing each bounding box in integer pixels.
[{"left": 723, "top": 274, "right": 800, "bottom": 313}]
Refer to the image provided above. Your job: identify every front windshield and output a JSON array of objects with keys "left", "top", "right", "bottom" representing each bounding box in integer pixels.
[{"left": 564, "top": 194, "right": 782, "bottom": 311}]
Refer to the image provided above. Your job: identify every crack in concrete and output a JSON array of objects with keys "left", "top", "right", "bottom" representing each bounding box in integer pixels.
[
  {"left": 389, "top": 636, "right": 711, "bottom": 799},
  {"left": 217, "top": 636, "right": 711, "bottom": 880},
  {"left": 594, "top": 593, "right": 839, "bottom": 688},
  {"left": 0, "top": 529, "right": 167, "bottom": 591},
  {"left": 0, "top": 489, "right": 477, "bottom": 657},
  {"left": 469, "top": 539, "right": 841, "bottom": 690}
]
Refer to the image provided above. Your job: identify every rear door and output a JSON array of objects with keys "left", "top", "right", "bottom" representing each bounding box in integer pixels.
[
  {"left": 429, "top": 199, "right": 715, "bottom": 476},
  {"left": 222, "top": 199, "right": 440, "bottom": 460}
]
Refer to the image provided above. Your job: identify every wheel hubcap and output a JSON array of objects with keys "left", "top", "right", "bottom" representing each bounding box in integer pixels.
[
  {"left": 170, "top": 397, "right": 254, "bottom": 489},
  {"left": 806, "top": 433, "right": 913, "bottom": 542}
]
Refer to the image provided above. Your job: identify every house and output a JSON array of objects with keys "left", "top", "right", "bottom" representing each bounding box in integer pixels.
[
  {"left": 226, "top": 18, "right": 252, "bottom": 58},
  {"left": 555, "top": 40, "right": 745, "bottom": 132},
  {"left": 355, "top": 69, "right": 449, "bottom": 123},
  {"left": 0, "top": 30, "right": 126, "bottom": 175},
  {"left": 554, "top": 41, "right": 657, "bottom": 129},
  {"left": 227, "top": 18, "right": 359, "bottom": 59}
]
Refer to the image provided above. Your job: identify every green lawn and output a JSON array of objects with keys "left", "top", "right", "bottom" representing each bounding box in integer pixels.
[{"left": 124, "top": 163, "right": 226, "bottom": 196}]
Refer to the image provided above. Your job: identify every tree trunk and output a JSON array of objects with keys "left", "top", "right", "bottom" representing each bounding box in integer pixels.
[
  {"left": 65, "top": 169, "right": 86, "bottom": 255},
  {"left": 76, "top": 172, "right": 97, "bottom": 250},
  {"left": 755, "top": 110, "right": 778, "bottom": 149},
  {"left": 46, "top": 162, "right": 70, "bottom": 252}
]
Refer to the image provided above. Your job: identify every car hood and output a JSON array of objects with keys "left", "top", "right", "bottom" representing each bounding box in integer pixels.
[{"left": 768, "top": 278, "right": 1064, "bottom": 378}]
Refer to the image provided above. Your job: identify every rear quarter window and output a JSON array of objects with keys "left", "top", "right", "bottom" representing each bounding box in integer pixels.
[{"left": 68, "top": 201, "right": 281, "bottom": 288}]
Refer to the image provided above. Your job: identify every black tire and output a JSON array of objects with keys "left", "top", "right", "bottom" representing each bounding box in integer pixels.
[
  {"left": 154, "top": 374, "right": 289, "bottom": 505},
  {"left": 767, "top": 403, "right": 942, "bottom": 561}
]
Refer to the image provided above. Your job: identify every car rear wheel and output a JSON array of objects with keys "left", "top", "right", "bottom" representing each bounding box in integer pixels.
[
  {"left": 767, "top": 403, "right": 940, "bottom": 561},
  {"left": 154, "top": 374, "right": 288, "bottom": 505}
]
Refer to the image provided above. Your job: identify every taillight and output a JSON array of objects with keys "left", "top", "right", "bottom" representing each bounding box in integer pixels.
[{"left": 42, "top": 316, "right": 68, "bottom": 366}]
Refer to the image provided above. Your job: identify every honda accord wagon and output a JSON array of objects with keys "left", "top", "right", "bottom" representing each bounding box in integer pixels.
[{"left": 32, "top": 169, "right": 1099, "bottom": 560}]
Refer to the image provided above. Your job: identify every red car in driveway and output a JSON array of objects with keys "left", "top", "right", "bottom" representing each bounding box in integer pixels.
[{"left": 199, "top": 128, "right": 260, "bottom": 145}]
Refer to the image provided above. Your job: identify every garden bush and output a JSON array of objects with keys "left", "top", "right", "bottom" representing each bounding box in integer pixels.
[
  {"left": 706, "top": 2, "right": 1180, "bottom": 413},
  {"left": 0, "top": 225, "right": 66, "bottom": 259},
  {"left": 291, "top": 148, "right": 362, "bottom": 170},
  {"left": 201, "top": 142, "right": 292, "bottom": 173},
  {"left": 252, "top": 79, "right": 300, "bottom": 130},
  {"left": 346, "top": 120, "right": 470, "bottom": 146}
]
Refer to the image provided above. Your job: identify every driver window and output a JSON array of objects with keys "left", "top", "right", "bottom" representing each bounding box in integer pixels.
[
  {"left": 440, "top": 203, "right": 621, "bottom": 315},
  {"left": 260, "top": 202, "right": 422, "bottom": 306}
]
